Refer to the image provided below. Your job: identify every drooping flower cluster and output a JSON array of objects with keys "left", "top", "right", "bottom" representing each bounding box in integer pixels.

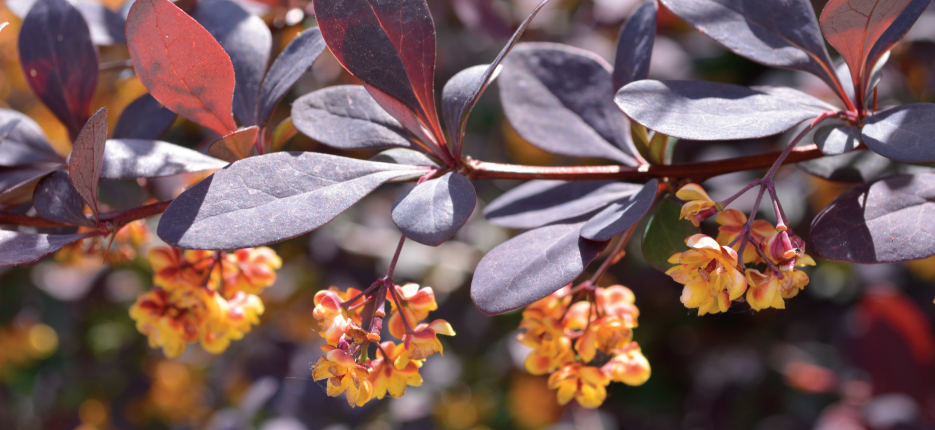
[
  {"left": 129, "top": 246, "right": 281, "bottom": 358},
  {"left": 671, "top": 184, "right": 815, "bottom": 314},
  {"left": 310, "top": 283, "right": 454, "bottom": 407},
  {"left": 518, "top": 285, "right": 651, "bottom": 409}
]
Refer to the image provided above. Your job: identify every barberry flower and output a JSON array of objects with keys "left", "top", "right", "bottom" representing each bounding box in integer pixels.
[
  {"left": 395, "top": 319, "right": 455, "bottom": 369},
  {"left": 575, "top": 315, "right": 635, "bottom": 362},
  {"left": 596, "top": 285, "right": 639, "bottom": 320},
  {"left": 602, "top": 342, "right": 651, "bottom": 386},
  {"left": 311, "top": 349, "right": 374, "bottom": 407},
  {"left": 149, "top": 247, "right": 216, "bottom": 292},
  {"left": 518, "top": 308, "right": 575, "bottom": 375},
  {"left": 547, "top": 363, "right": 611, "bottom": 409},
  {"left": 199, "top": 291, "right": 265, "bottom": 353},
  {"left": 370, "top": 341, "right": 423, "bottom": 399},
  {"left": 677, "top": 183, "right": 720, "bottom": 226},
  {"left": 313, "top": 290, "right": 353, "bottom": 346},
  {"left": 388, "top": 283, "right": 438, "bottom": 339},
  {"left": 130, "top": 288, "right": 206, "bottom": 358},
  {"left": 715, "top": 209, "right": 774, "bottom": 264},
  {"left": 221, "top": 247, "right": 282, "bottom": 296},
  {"left": 667, "top": 234, "right": 747, "bottom": 315}
]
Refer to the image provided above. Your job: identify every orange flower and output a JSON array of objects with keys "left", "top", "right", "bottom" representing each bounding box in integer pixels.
[
  {"left": 312, "top": 290, "right": 352, "bottom": 346},
  {"left": 596, "top": 285, "right": 639, "bottom": 321},
  {"left": 525, "top": 286, "right": 572, "bottom": 320},
  {"left": 715, "top": 209, "right": 774, "bottom": 264},
  {"left": 518, "top": 308, "right": 574, "bottom": 375},
  {"left": 395, "top": 319, "right": 455, "bottom": 370},
  {"left": 388, "top": 283, "right": 438, "bottom": 339},
  {"left": 547, "top": 363, "right": 611, "bottom": 409},
  {"left": 575, "top": 315, "right": 635, "bottom": 362},
  {"left": 199, "top": 291, "right": 264, "bottom": 354},
  {"left": 130, "top": 288, "right": 206, "bottom": 358},
  {"left": 677, "top": 183, "right": 720, "bottom": 226},
  {"left": 311, "top": 349, "right": 373, "bottom": 407},
  {"left": 667, "top": 234, "right": 747, "bottom": 315},
  {"left": 370, "top": 341, "right": 423, "bottom": 399},
  {"left": 149, "top": 247, "right": 216, "bottom": 292},
  {"left": 221, "top": 247, "right": 282, "bottom": 296},
  {"left": 745, "top": 262, "right": 813, "bottom": 311},
  {"left": 602, "top": 342, "right": 651, "bottom": 386}
]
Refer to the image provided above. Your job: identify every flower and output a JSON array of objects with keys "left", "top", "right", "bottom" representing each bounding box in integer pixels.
[
  {"left": 677, "top": 183, "right": 720, "bottom": 226},
  {"left": 369, "top": 341, "right": 423, "bottom": 399},
  {"left": 149, "top": 247, "right": 216, "bottom": 292},
  {"left": 395, "top": 319, "right": 455, "bottom": 369},
  {"left": 387, "top": 283, "right": 438, "bottom": 339},
  {"left": 130, "top": 288, "right": 207, "bottom": 358},
  {"left": 715, "top": 209, "right": 774, "bottom": 264},
  {"left": 313, "top": 290, "right": 352, "bottom": 346},
  {"left": 311, "top": 349, "right": 373, "bottom": 407},
  {"left": 221, "top": 247, "right": 282, "bottom": 296},
  {"left": 602, "top": 342, "right": 651, "bottom": 386},
  {"left": 575, "top": 315, "right": 635, "bottom": 362},
  {"left": 199, "top": 291, "right": 265, "bottom": 353},
  {"left": 547, "top": 363, "right": 611, "bottom": 409},
  {"left": 667, "top": 234, "right": 747, "bottom": 315},
  {"left": 596, "top": 285, "right": 639, "bottom": 321},
  {"left": 745, "top": 261, "right": 813, "bottom": 311},
  {"left": 517, "top": 308, "right": 575, "bottom": 375}
]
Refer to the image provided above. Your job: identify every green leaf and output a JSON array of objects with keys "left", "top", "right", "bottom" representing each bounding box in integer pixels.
[
  {"left": 641, "top": 195, "right": 699, "bottom": 272},
  {"left": 630, "top": 122, "right": 654, "bottom": 163}
]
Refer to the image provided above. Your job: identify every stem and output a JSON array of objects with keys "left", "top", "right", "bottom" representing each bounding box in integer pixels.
[
  {"left": 341, "top": 282, "right": 379, "bottom": 309},
  {"left": 763, "top": 113, "right": 835, "bottom": 181},
  {"left": 717, "top": 179, "right": 761, "bottom": 209},
  {"left": 388, "top": 284, "right": 414, "bottom": 335},
  {"left": 99, "top": 200, "right": 172, "bottom": 223},
  {"left": 765, "top": 182, "right": 789, "bottom": 231},
  {"left": 588, "top": 227, "right": 635, "bottom": 285},
  {"left": 0, "top": 213, "right": 71, "bottom": 228},
  {"left": 384, "top": 235, "right": 406, "bottom": 281},
  {"left": 730, "top": 186, "right": 766, "bottom": 264}
]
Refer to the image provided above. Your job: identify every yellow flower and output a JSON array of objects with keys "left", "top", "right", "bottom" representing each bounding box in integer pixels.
[
  {"left": 517, "top": 308, "right": 574, "bottom": 375},
  {"left": 676, "top": 183, "right": 720, "bottom": 227},
  {"left": 312, "top": 290, "right": 351, "bottom": 346},
  {"left": 596, "top": 285, "right": 639, "bottom": 321},
  {"left": 666, "top": 234, "right": 747, "bottom": 316},
  {"left": 602, "top": 342, "right": 651, "bottom": 386},
  {"left": 149, "top": 247, "right": 216, "bottom": 292},
  {"left": 199, "top": 291, "right": 264, "bottom": 354},
  {"left": 311, "top": 349, "right": 374, "bottom": 407},
  {"left": 575, "top": 315, "right": 635, "bottom": 362},
  {"left": 129, "top": 288, "right": 205, "bottom": 358},
  {"left": 547, "top": 363, "right": 611, "bottom": 409},
  {"left": 222, "top": 247, "right": 282, "bottom": 296},
  {"left": 370, "top": 341, "right": 423, "bottom": 399},
  {"left": 745, "top": 260, "right": 813, "bottom": 312},
  {"left": 395, "top": 319, "right": 455, "bottom": 370},
  {"left": 715, "top": 209, "right": 774, "bottom": 264},
  {"left": 525, "top": 285, "right": 572, "bottom": 320},
  {"left": 388, "top": 283, "right": 438, "bottom": 339}
]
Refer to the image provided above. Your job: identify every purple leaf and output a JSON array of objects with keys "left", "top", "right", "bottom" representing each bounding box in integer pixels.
[
  {"left": 616, "top": 80, "right": 827, "bottom": 140},
  {"left": 470, "top": 223, "right": 608, "bottom": 315},
  {"left": 112, "top": 94, "right": 178, "bottom": 140},
  {"left": 392, "top": 172, "right": 476, "bottom": 246},
  {"left": 256, "top": 28, "right": 326, "bottom": 130},
  {"left": 484, "top": 180, "right": 642, "bottom": 229},
  {"left": 660, "top": 0, "right": 847, "bottom": 103},
  {"left": 33, "top": 171, "right": 92, "bottom": 226},
  {"left": 499, "top": 43, "right": 639, "bottom": 165},
  {"left": 612, "top": 0, "right": 657, "bottom": 90},
  {"left": 0, "top": 231, "right": 96, "bottom": 266},
  {"left": 0, "top": 109, "right": 61, "bottom": 165},
  {"left": 101, "top": 139, "right": 227, "bottom": 180},
  {"left": 72, "top": 0, "right": 125, "bottom": 45},
  {"left": 292, "top": 86, "right": 418, "bottom": 151},
  {"left": 208, "top": 126, "right": 258, "bottom": 163},
  {"left": 815, "top": 124, "right": 861, "bottom": 156},
  {"left": 194, "top": 0, "right": 271, "bottom": 127},
  {"left": 861, "top": 0, "right": 930, "bottom": 97},
  {"left": 863, "top": 103, "right": 935, "bottom": 163},
  {"left": 580, "top": 179, "right": 657, "bottom": 241},
  {"left": 441, "top": 0, "right": 550, "bottom": 157},
  {"left": 799, "top": 150, "right": 935, "bottom": 183},
  {"left": 67, "top": 107, "right": 107, "bottom": 221},
  {"left": 369, "top": 148, "right": 439, "bottom": 167},
  {"left": 157, "top": 152, "right": 427, "bottom": 250},
  {"left": 811, "top": 173, "right": 935, "bottom": 263},
  {"left": 0, "top": 167, "right": 56, "bottom": 207},
  {"left": 18, "top": 0, "right": 99, "bottom": 141}
]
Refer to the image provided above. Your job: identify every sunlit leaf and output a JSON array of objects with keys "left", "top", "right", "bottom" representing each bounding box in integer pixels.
[
  {"left": 392, "top": 172, "right": 476, "bottom": 246},
  {"left": 484, "top": 180, "right": 642, "bottom": 229},
  {"left": 613, "top": 0, "right": 656, "bottom": 90},
  {"left": 101, "top": 139, "right": 227, "bottom": 180},
  {"left": 580, "top": 179, "right": 657, "bottom": 241},
  {"left": 862, "top": 103, "right": 935, "bottom": 163},
  {"left": 33, "top": 171, "right": 92, "bottom": 226},
  {"left": 0, "top": 231, "right": 97, "bottom": 266},
  {"left": 815, "top": 124, "right": 861, "bottom": 156},
  {"left": 208, "top": 126, "right": 258, "bottom": 163}
]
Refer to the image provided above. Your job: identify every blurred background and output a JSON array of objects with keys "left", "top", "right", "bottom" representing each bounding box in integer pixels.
[{"left": 1, "top": 0, "right": 935, "bottom": 429}]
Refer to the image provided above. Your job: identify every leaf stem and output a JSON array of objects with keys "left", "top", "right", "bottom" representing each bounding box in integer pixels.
[{"left": 587, "top": 226, "right": 635, "bottom": 285}]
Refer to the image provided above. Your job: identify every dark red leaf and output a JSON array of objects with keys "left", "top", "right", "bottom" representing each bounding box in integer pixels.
[
  {"left": 256, "top": 28, "right": 326, "bottom": 130},
  {"left": 208, "top": 126, "right": 258, "bottom": 162},
  {"left": 34, "top": 171, "right": 92, "bottom": 226},
  {"left": 112, "top": 94, "right": 178, "bottom": 140},
  {"left": 613, "top": 0, "right": 657, "bottom": 90},
  {"left": 18, "top": 0, "right": 99, "bottom": 141},
  {"left": 126, "top": 0, "right": 238, "bottom": 136},
  {"left": 0, "top": 167, "right": 56, "bottom": 207},
  {"left": 67, "top": 107, "right": 107, "bottom": 221},
  {"left": 0, "top": 231, "right": 97, "bottom": 266}
]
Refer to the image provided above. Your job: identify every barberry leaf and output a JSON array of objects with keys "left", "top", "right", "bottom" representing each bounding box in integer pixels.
[
  {"left": 18, "top": 0, "right": 99, "bottom": 141},
  {"left": 370, "top": 148, "right": 439, "bottom": 167},
  {"left": 862, "top": 103, "right": 935, "bottom": 163},
  {"left": 314, "top": 0, "right": 444, "bottom": 142},
  {"left": 811, "top": 173, "right": 935, "bottom": 263},
  {"left": 392, "top": 172, "right": 476, "bottom": 246},
  {"left": 67, "top": 108, "right": 107, "bottom": 222},
  {"left": 441, "top": 0, "right": 550, "bottom": 157},
  {"left": 256, "top": 28, "right": 326, "bottom": 130},
  {"left": 799, "top": 150, "right": 935, "bottom": 183},
  {"left": 112, "top": 94, "right": 178, "bottom": 140},
  {"left": 292, "top": 86, "right": 418, "bottom": 151},
  {"left": 613, "top": 0, "right": 657, "bottom": 90},
  {"left": 0, "top": 110, "right": 62, "bottom": 166},
  {"left": 499, "top": 43, "right": 639, "bottom": 165},
  {"left": 0, "top": 167, "right": 56, "bottom": 206},
  {"left": 484, "top": 180, "right": 643, "bottom": 229},
  {"left": 194, "top": 0, "right": 271, "bottom": 127},
  {"left": 471, "top": 223, "right": 608, "bottom": 315},
  {"left": 72, "top": 0, "right": 125, "bottom": 45},
  {"left": 208, "top": 126, "right": 258, "bottom": 163},
  {"left": 157, "top": 152, "right": 427, "bottom": 250},
  {"left": 101, "top": 139, "right": 227, "bottom": 179},
  {"left": 126, "top": 0, "right": 238, "bottom": 136},
  {"left": 0, "top": 120, "right": 54, "bottom": 168},
  {"left": 0, "top": 231, "right": 97, "bottom": 266},
  {"left": 270, "top": 118, "right": 297, "bottom": 153},
  {"left": 33, "top": 171, "right": 93, "bottom": 226},
  {"left": 617, "top": 80, "right": 827, "bottom": 140},
  {"left": 815, "top": 124, "right": 861, "bottom": 156},
  {"left": 641, "top": 196, "right": 700, "bottom": 272},
  {"left": 660, "top": 0, "right": 846, "bottom": 103},
  {"left": 580, "top": 179, "right": 657, "bottom": 241}
]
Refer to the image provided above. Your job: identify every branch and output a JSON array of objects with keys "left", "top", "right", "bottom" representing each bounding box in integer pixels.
[{"left": 1, "top": 200, "right": 172, "bottom": 229}]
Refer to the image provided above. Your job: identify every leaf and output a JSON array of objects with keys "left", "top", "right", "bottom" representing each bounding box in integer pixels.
[
  {"left": 799, "top": 149, "right": 935, "bottom": 183},
  {"left": 580, "top": 179, "right": 657, "bottom": 241},
  {"left": 67, "top": 108, "right": 106, "bottom": 222},
  {"left": 33, "top": 171, "right": 92, "bottom": 226},
  {"left": 313, "top": 0, "right": 444, "bottom": 141},
  {"left": 126, "top": 0, "right": 238, "bottom": 136},
  {"left": 256, "top": 28, "right": 326, "bottom": 130},
  {"left": 862, "top": 103, "right": 935, "bottom": 163},
  {"left": 72, "top": 0, "right": 126, "bottom": 45},
  {"left": 810, "top": 173, "right": 935, "bottom": 263},
  {"left": 499, "top": 43, "right": 639, "bottom": 165},
  {"left": 815, "top": 124, "right": 861, "bottom": 155},
  {"left": 641, "top": 196, "right": 700, "bottom": 272},
  {"left": 470, "top": 223, "right": 608, "bottom": 315},
  {"left": 18, "top": 0, "right": 99, "bottom": 141},
  {"left": 0, "top": 109, "right": 61, "bottom": 165},
  {"left": 392, "top": 172, "right": 476, "bottom": 246},
  {"left": 208, "top": 126, "right": 258, "bottom": 163},
  {"left": 0, "top": 120, "right": 52, "bottom": 168},
  {"left": 0, "top": 231, "right": 97, "bottom": 266},
  {"left": 292, "top": 86, "right": 418, "bottom": 151},
  {"left": 369, "top": 148, "right": 439, "bottom": 167},
  {"left": 0, "top": 167, "right": 56, "bottom": 206},
  {"left": 270, "top": 118, "right": 297, "bottom": 153},
  {"left": 616, "top": 80, "right": 827, "bottom": 140},
  {"left": 156, "top": 152, "right": 427, "bottom": 250},
  {"left": 613, "top": 0, "right": 657, "bottom": 90},
  {"left": 660, "top": 0, "right": 846, "bottom": 103},
  {"left": 861, "top": 0, "right": 929, "bottom": 93},
  {"left": 101, "top": 139, "right": 228, "bottom": 179},
  {"left": 441, "top": 0, "right": 550, "bottom": 157},
  {"left": 112, "top": 94, "right": 178, "bottom": 140},
  {"left": 193, "top": 0, "right": 271, "bottom": 127},
  {"left": 484, "top": 180, "right": 642, "bottom": 229}
]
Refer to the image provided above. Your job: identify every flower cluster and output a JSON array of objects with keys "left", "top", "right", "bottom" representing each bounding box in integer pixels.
[
  {"left": 310, "top": 283, "right": 454, "bottom": 407},
  {"left": 671, "top": 184, "right": 815, "bottom": 314},
  {"left": 129, "top": 246, "right": 281, "bottom": 358},
  {"left": 518, "top": 285, "right": 651, "bottom": 408}
]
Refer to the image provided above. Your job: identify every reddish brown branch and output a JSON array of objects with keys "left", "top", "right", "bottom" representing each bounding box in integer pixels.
[
  {"left": 99, "top": 200, "right": 172, "bottom": 223},
  {"left": 0, "top": 213, "right": 71, "bottom": 228}
]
